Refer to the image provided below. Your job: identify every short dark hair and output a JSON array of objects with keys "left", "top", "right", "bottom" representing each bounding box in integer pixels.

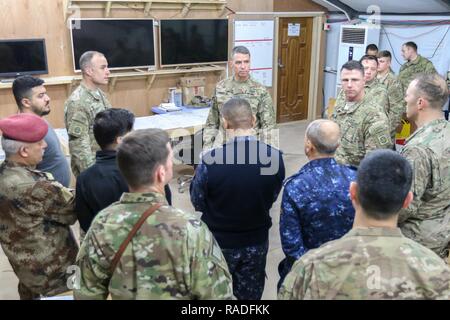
[
  {"left": 12, "top": 75, "right": 44, "bottom": 110},
  {"left": 412, "top": 73, "right": 449, "bottom": 110},
  {"left": 231, "top": 46, "right": 251, "bottom": 59},
  {"left": 377, "top": 50, "right": 392, "bottom": 60},
  {"left": 117, "top": 129, "right": 170, "bottom": 189},
  {"left": 93, "top": 108, "right": 135, "bottom": 149},
  {"left": 365, "top": 44, "right": 378, "bottom": 54},
  {"left": 357, "top": 150, "right": 412, "bottom": 219},
  {"left": 340, "top": 60, "right": 364, "bottom": 76},
  {"left": 221, "top": 98, "right": 253, "bottom": 129},
  {"left": 403, "top": 41, "right": 417, "bottom": 52},
  {"left": 360, "top": 54, "right": 379, "bottom": 66}
]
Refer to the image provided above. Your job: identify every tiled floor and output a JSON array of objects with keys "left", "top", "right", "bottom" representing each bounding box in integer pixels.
[{"left": 0, "top": 120, "right": 309, "bottom": 300}]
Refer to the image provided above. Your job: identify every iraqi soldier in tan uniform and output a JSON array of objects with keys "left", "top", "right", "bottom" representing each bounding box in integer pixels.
[
  {"left": 279, "top": 150, "right": 450, "bottom": 300},
  {"left": 331, "top": 60, "right": 392, "bottom": 167},
  {"left": 203, "top": 46, "right": 276, "bottom": 150},
  {"left": 399, "top": 73, "right": 450, "bottom": 259},
  {"left": 0, "top": 114, "right": 78, "bottom": 300},
  {"left": 398, "top": 41, "right": 437, "bottom": 91},
  {"left": 74, "top": 129, "right": 233, "bottom": 300},
  {"left": 377, "top": 50, "right": 406, "bottom": 142},
  {"left": 64, "top": 51, "right": 111, "bottom": 177}
]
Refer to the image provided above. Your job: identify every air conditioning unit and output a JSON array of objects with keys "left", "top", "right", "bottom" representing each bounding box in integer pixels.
[{"left": 335, "top": 23, "right": 380, "bottom": 96}]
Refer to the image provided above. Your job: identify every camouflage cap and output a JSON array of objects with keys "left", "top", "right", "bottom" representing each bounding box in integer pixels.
[{"left": 0, "top": 113, "right": 48, "bottom": 142}]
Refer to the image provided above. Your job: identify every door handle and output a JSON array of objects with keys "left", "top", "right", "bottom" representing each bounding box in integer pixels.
[{"left": 278, "top": 58, "right": 285, "bottom": 68}]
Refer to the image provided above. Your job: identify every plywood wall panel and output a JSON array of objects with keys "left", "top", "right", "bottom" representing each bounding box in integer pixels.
[{"left": 0, "top": 0, "right": 227, "bottom": 128}]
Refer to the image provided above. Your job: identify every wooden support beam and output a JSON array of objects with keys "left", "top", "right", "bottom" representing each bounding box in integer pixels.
[
  {"left": 109, "top": 77, "right": 118, "bottom": 92},
  {"left": 146, "top": 74, "right": 156, "bottom": 90},
  {"left": 181, "top": 3, "right": 191, "bottom": 17},
  {"left": 144, "top": 1, "right": 152, "bottom": 16},
  {"left": 105, "top": 1, "right": 112, "bottom": 17}
]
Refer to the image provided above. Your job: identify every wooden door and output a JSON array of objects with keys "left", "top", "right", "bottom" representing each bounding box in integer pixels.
[{"left": 277, "top": 17, "right": 313, "bottom": 123}]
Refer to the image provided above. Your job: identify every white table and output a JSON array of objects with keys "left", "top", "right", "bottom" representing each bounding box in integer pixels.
[{"left": 0, "top": 107, "right": 210, "bottom": 162}]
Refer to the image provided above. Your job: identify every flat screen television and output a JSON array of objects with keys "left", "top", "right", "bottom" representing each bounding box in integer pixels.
[
  {"left": 159, "top": 19, "right": 228, "bottom": 67},
  {"left": 70, "top": 18, "right": 155, "bottom": 71},
  {"left": 0, "top": 39, "right": 48, "bottom": 78}
]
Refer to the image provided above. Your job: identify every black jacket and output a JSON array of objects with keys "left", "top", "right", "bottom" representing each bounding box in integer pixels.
[{"left": 75, "top": 150, "right": 172, "bottom": 232}]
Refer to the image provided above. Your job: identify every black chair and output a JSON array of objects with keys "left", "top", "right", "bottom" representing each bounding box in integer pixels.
[{"left": 173, "top": 129, "right": 204, "bottom": 193}]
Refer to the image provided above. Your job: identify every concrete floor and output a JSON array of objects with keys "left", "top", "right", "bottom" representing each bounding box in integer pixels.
[{"left": 0, "top": 120, "right": 309, "bottom": 300}]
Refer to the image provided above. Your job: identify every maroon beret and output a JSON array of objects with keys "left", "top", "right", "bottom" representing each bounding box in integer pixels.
[{"left": 0, "top": 113, "right": 48, "bottom": 143}]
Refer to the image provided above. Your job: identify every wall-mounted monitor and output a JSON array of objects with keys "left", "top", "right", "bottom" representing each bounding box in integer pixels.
[
  {"left": 159, "top": 19, "right": 228, "bottom": 67},
  {"left": 70, "top": 18, "right": 155, "bottom": 72},
  {"left": 0, "top": 39, "right": 48, "bottom": 78}
]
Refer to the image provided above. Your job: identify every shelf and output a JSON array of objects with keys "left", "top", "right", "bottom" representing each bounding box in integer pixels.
[
  {"left": 65, "top": 0, "right": 227, "bottom": 18},
  {"left": 0, "top": 65, "right": 226, "bottom": 93}
]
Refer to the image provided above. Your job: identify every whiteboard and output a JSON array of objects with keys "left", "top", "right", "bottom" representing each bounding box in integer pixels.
[{"left": 234, "top": 20, "right": 274, "bottom": 87}]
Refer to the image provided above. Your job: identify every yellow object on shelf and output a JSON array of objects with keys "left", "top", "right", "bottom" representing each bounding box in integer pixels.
[{"left": 395, "top": 119, "right": 411, "bottom": 145}]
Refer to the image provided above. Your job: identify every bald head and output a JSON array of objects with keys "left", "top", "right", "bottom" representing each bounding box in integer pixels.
[
  {"left": 306, "top": 119, "right": 340, "bottom": 155},
  {"left": 221, "top": 98, "right": 254, "bottom": 129}
]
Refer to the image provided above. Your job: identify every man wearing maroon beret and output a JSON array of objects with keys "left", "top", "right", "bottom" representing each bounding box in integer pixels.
[{"left": 0, "top": 113, "right": 78, "bottom": 300}]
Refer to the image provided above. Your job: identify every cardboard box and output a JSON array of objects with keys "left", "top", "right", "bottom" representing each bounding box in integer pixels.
[
  {"left": 182, "top": 86, "right": 205, "bottom": 105},
  {"left": 180, "top": 76, "right": 206, "bottom": 88}
]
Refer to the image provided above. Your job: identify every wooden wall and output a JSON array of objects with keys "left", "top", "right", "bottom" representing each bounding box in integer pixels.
[
  {"left": 0, "top": 0, "right": 228, "bottom": 128},
  {"left": 274, "top": 0, "right": 327, "bottom": 12},
  {"left": 0, "top": 0, "right": 326, "bottom": 128}
]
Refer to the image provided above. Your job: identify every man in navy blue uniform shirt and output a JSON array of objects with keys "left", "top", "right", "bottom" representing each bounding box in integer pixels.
[
  {"left": 190, "top": 98, "right": 285, "bottom": 300},
  {"left": 278, "top": 119, "right": 356, "bottom": 288}
]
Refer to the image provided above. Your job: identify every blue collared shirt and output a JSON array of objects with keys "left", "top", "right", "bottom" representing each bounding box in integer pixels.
[{"left": 280, "top": 157, "right": 356, "bottom": 264}]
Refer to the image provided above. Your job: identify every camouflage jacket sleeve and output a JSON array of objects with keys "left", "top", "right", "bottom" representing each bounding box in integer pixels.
[
  {"left": 363, "top": 111, "right": 393, "bottom": 152},
  {"left": 424, "top": 61, "right": 437, "bottom": 74},
  {"left": 187, "top": 222, "right": 234, "bottom": 299},
  {"left": 256, "top": 89, "right": 277, "bottom": 146},
  {"left": 278, "top": 259, "right": 315, "bottom": 300},
  {"left": 398, "top": 146, "right": 431, "bottom": 224},
  {"left": 189, "top": 162, "right": 208, "bottom": 214},
  {"left": 74, "top": 229, "right": 111, "bottom": 300},
  {"left": 202, "top": 96, "right": 221, "bottom": 150},
  {"left": 66, "top": 102, "right": 96, "bottom": 175},
  {"left": 387, "top": 79, "right": 406, "bottom": 135},
  {"left": 25, "top": 176, "right": 77, "bottom": 226}
]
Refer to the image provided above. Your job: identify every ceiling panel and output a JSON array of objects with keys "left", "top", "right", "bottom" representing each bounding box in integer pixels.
[{"left": 313, "top": 0, "right": 450, "bottom": 14}]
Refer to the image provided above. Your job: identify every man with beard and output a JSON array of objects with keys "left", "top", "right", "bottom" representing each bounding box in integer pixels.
[{"left": 12, "top": 75, "right": 71, "bottom": 187}]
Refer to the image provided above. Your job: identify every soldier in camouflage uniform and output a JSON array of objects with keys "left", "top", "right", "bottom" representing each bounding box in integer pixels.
[
  {"left": 399, "top": 73, "right": 450, "bottom": 259},
  {"left": 64, "top": 51, "right": 111, "bottom": 177},
  {"left": 398, "top": 41, "right": 437, "bottom": 91},
  {"left": 331, "top": 60, "right": 392, "bottom": 167},
  {"left": 0, "top": 114, "right": 78, "bottom": 300},
  {"left": 203, "top": 46, "right": 276, "bottom": 150},
  {"left": 359, "top": 55, "right": 389, "bottom": 114},
  {"left": 279, "top": 150, "right": 450, "bottom": 300},
  {"left": 74, "top": 129, "right": 233, "bottom": 300},
  {"left": 377, "top": 50, "right": 406, "bottom": 142}
]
